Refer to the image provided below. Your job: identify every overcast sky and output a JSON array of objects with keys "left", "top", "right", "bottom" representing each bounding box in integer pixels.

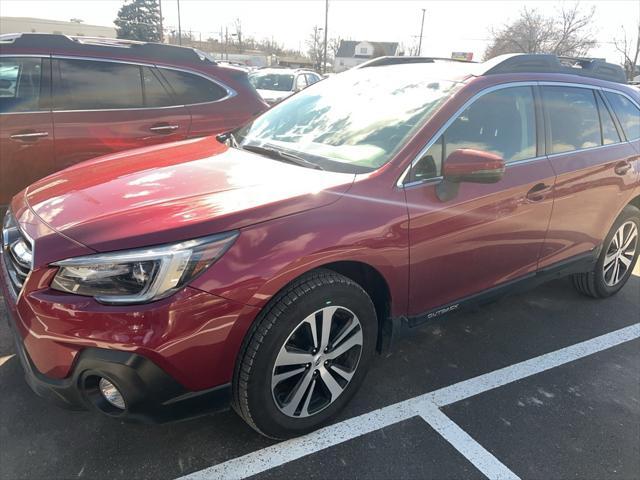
[{"left": 1, "top": 0, "right": 638, "bottom": 62}]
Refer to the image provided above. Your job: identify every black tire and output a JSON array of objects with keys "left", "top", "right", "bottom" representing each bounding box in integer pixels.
[
  {"left": 231, "top": 269, "right": 377, "bottom": 439},
  {"left": 573, "top": 205, "right": 640, "bottom": 298}
]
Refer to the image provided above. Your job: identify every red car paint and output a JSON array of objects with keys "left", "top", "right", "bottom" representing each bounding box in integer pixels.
[
  {"left": 0, "top": 36, "right": 268, "bottom": 207},
  {"left": 2, "top": 70, "right": 639, "bottom": 402}
]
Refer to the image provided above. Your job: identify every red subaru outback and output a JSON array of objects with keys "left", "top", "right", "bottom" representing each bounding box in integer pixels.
[
  {"left": 2, "top": 54, "right": 639, "bottom": 439},
  {"left": 0, "top": 33, "right": 268, "bottom": 210}
]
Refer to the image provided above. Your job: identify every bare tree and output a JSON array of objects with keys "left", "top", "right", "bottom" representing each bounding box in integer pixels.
[
  {"left": 307, "top": 26, "right": 324, "bottom": 71},
  {"left": 614, "top": 23, "right": 640, "bottom": 81},
  {"left": 484, "top": 3, "right": 596, "bottom": 60}
]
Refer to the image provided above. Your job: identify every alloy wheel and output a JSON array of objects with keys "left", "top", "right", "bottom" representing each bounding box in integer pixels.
[
  {"left": 271, "top": 305, "right": 363, "bottom": 418},
  {"left": 603, "top": 220, "right": 638, "bottom": 287}
]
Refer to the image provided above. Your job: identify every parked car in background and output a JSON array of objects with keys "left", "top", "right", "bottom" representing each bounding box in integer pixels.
[
  {"left": 2, "top": 54, "right": 639, "bottom": 440},
  {"left": 249, "top": 68, "right": 322, "bottom": 105},
  {"left": 0, "top": 33, "right": 268, "bottom": 210}
]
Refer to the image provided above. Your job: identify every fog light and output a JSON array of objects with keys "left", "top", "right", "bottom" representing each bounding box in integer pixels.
[{"left": 98, "top": 378, "right": 126, "bottom": 409}]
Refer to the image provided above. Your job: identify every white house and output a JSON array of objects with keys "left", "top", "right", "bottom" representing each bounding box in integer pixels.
[{"left": 334, "top": 40, "right": 402, "bottom": 72}]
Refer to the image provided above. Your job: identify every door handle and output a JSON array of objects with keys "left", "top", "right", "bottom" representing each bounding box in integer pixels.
[
  {"left": 614, "top": 161, "right": 632, "bottom": 176},
  {"left": 525, "top": 183, "right": 552, "bottom": 202},
  {"left": 10, "top": 131, "right": 49, "bottom": 141},
  {"left": 149, "top": 124, "right": 179, "bottom": 133}
]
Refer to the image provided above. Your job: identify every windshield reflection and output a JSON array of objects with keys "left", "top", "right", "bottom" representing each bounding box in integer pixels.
[{"left": 237, "top": 68, "right": 461, "bottom": 173}]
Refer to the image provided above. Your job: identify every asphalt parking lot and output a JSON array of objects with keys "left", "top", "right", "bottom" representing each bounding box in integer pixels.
[{"left": 1, "top": 266, "right": 639, "bottom": 480}]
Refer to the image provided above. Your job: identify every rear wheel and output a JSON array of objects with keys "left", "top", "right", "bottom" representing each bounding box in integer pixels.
[
  {"left": 232, "top": 270, "right": 377, "bottom": 439},
  {"left": 573, "top": 205, "right": 639, "bottom": 298}
]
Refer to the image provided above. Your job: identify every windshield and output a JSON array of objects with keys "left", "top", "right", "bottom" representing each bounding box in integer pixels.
[
  {"left": 249, "top": 72, "right": 295, "bottom": 92},
  {"left": 236, "top": 67, "right": 461, "bottom": 173}
]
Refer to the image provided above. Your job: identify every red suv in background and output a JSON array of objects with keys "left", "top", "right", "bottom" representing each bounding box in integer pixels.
[
  {"left": 1, "top": 54, "right": 639, "bottom": 439},
  {"left": 0, "top": 33, "right": 268, "bottom": 209}
]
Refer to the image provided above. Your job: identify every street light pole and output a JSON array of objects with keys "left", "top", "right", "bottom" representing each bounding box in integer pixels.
[
  {"left": 177, "top": 0, "right": 182, "bottom": 45},
  {"left": 158, "top": 0, "right": 164, "bottom": 42},
  {"left": 323, "top": 0, "right": 329, "bottom": 74},
  {"left": 417, "top": 8, "right": 426, "bottom": 56}
]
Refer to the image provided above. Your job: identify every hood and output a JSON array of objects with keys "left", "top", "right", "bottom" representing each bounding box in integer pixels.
[
  {"left": 25, "top": 136, "right": 354, "bottom": 253},
  {"left": 257, "top": 89, "right": 292, "bottom": 104}
]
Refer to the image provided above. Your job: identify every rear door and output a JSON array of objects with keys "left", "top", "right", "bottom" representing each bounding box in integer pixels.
[
  {"left": 51, "top": 58, "right": 190, "bottom": 170},
  {"left": 405, "top": 84, "right": 556, "bottom": 316},
  {"left": 0, "top": 56, "right": 54, "bottom": 208},
  {"left": 537, "top": 84, "right": 638, "bottom": 269}
]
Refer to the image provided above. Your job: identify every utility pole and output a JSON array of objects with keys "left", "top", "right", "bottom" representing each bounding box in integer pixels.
[
  {"left": 323, "top": 0, "right": 329, "bottom": 74},
  {"left": 417, "top": 8, "right": 426, "bottom": 56},
  {"left": 177, "top": 0, "right": 182, "bottom": 45},
  {"left": 158, "top": 0, "right": 164, "bottom": 42}
]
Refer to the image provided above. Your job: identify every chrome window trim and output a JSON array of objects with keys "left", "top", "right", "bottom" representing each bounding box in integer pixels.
[
  {"left": 0, "top": 54, "right": 50, "bottom": 115},
  {"left": 397, "top": 80, "right": 640, "bottom": 188},
  {"left": 47, "top": 55, "right": 236, "bottom": 112}
]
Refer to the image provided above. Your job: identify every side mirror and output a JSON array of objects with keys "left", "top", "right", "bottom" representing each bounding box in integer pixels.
[{"left": 436, "top": 149, "right": 505, "bottom": 201}]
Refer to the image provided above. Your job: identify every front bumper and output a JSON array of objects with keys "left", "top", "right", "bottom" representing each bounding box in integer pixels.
[{"left": 7, "top": 314, "right": 231, "bottom": 423}]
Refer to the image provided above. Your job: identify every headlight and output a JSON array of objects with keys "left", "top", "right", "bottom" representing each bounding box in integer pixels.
[{"left": 50, "top": 231, "right": 238, "bottom": 305}]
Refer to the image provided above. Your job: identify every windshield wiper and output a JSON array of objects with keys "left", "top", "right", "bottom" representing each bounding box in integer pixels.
[{"left": 241, "top": 144, "right": 324, "bottom": 170}]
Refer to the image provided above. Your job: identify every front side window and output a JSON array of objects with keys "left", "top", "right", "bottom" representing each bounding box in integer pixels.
[
  {"left": 0, "top": 57, "right": 44, "bottom": 113},
  {"left": 235, "top": 68, "right": 461, "bottom": 173},
  {"left": 543, "top": 86, "right": 600, "bottom": 154},
  {"left": 604, "top": 91, "right": 640, "bottom": 140},
  {"left": 159, "top": 68, "right": 227, "bottom": 104},
  {"left": 54, "top": 59, "right": 144, "bottom": 110},
  {"left": 409, "top": 86, "right": 536, "bottom": 182}
]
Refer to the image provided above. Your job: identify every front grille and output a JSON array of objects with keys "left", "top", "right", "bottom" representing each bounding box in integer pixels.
[{"left": 2, "top": 211, "right": 33, "bottom": 297}]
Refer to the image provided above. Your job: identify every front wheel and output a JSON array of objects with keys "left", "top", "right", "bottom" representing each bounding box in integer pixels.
[
  {"left": 573, "top": 205, "right": 639, "bottom": 298},
  {"left": 232, "top": 270, "right": 377, "bottom": 439}
]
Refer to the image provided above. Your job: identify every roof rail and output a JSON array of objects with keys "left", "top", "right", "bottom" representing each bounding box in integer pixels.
[
  {"left": 482, "top": 53, "right": 626, "bottom": 84},
  {"left": 0, "top": 33, "right": 217, "bottom": 65},
  {"left": 355, "top": 55, "right": 475, "bottom": 69}
]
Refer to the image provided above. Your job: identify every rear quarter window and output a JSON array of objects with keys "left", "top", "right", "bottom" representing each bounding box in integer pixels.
[
  {"left": 159, "top": 68, "right": 228, "bottom": 105},
  {"left": 604, "top": 91, "right": 640, "bottom": 140}
]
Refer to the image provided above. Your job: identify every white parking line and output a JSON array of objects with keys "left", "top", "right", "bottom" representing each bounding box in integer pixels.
[
  {"left": 179, "top": 323, "right": 640, "bottom": 480},
  {"left": 417, "top": 404, "right": 521, "bottom": 480}
]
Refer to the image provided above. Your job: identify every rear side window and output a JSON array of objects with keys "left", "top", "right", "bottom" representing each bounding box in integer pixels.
[
  {"left": 159, "top": 68, "right": 227, "bottom": 104},
  {"left": 409, "top": 86, "right": 537, "bottom": 182},
  {"left": 54, "top": 59, "right": 144, "bottom": 110},
  {"left": 0, "top": 57, "right": 45, "bottom": 113},
  {"left": 604, "top": 91, "right": 640, "bottom": 140},
  {"left": 596, "top": 93, "right": 621, "bottom": 145},
  {"left": 141, "top": 67, "right": 174, "bottom": 107},
  {"left": 543, "top": 86, "right": 600, "bottom": 154}
]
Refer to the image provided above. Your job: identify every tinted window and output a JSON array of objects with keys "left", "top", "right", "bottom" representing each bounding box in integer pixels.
[
  {"left": 306, "top": 73, "right": 320, "bottom": 85},
  {"left": 543, "top": 86, "right": 600, "bottom": 154},
  {"left": 411, "top": 86, "right": 537, "bottom": 182},
  {"left": 596, "top": 93, "right": 621, "bottom": 145},
  {"left": 54, "top": 59, "right": 143, "bottom": 110},
  {"left": 159, "top": 68, "right": 227, "bottom": 104},
  {"left": 142, "top": 67, "right": 174, "bottom": 107},
  {"left": 0, "top": 57, "right": 44, "bottom": 113},
  {"left": 604, "top": 91, "right": 640, "bottom": 140},
  {"left": 249, "top": 73, "right": 294, "bottom": 92}
]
